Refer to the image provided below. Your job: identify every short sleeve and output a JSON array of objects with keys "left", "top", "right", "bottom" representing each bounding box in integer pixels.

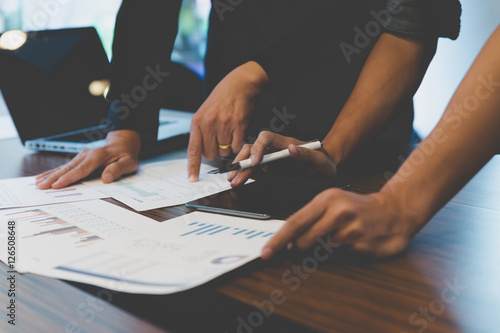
[{"left": 384, "top": 0, "right": 462, "bottom": 40}]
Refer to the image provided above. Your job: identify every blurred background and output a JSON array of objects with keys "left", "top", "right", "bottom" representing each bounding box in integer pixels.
[
  {"left": 0, "top": 0, "right": 209, "bottom": 75},
  {"left": 0, "top": 0, "right": 499, "bottom": 140}
]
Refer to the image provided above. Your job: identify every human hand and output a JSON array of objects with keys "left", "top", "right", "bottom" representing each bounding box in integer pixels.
[
  {"left": 35, "top": 130, "right": 141, "bottom": 189},
  {"left": 187, "top": 61, "right": 268, "bottom": 182},
  {"left": 227, "top": 131, "right": 337, "bottom": 187},
  {"left": 261, "top": 189, "right": 419, "bottom": 260}
]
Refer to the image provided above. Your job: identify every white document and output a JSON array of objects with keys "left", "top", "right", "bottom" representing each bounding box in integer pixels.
[
  {"left": 0, "top": 176, "right": 108, "bottom": 209},
  {"left": 19, "top": 212, "right": 285, "bottom": 294},
  {"left": 83, "top": 159, "right": 249, "bottom": 211},
  {"left": 0, "top": 200, "right": 158, "bottom": 271}
]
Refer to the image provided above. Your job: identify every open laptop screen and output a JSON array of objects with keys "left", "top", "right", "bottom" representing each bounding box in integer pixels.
[{"left": 0, "top": 27, "right": 110, "bottom": 143}]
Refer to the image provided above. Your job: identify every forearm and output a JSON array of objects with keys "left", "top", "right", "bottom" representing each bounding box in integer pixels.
[
  {"left": 232, "top": 61, "right": 269, "bottom": 97},
  {"left": 323, "top": 33, "right": 435, "bottom": 166},
  {"left": 107, "top": 0, "right": 182, "bottom": 142},
  {"left": 380, "top": 26, "right": 500, "bottom": 233}
]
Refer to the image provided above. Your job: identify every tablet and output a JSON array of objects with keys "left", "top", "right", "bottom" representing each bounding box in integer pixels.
[{"left": 185, "top": 177, "right": 349, "bottom": 220}]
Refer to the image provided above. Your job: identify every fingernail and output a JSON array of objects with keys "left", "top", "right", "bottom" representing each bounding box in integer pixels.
[
  {"left": 251, "top": 155, "right": 257, "bottom": 166},
  {"left": 287, "top": 242, "right": 294, "bottom": 251},
  {"left": 188, "top": 175, "right": 198, "bottom": 183},
  {"left": 261, "top": 247, "right": 273, "bottom": 260}
]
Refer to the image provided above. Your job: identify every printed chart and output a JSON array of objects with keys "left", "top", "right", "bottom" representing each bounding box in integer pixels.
[
  {"left": 6, "top": 208, "right": 101, "bottom": 247},
  {"left": 0, "top": 176, "right": 107, "bottom": 209},
  {"left": 83, "top": 160, "right": 252, "bottom": 211},
  {"left": 0, "top": 200, "right": 157, "bottom": 270},
  {"left": 180, "top": 221, "right": 275, "bottom": 240},
  {"left": 43, "top": 212, "right": 286, "bottom": 294}
]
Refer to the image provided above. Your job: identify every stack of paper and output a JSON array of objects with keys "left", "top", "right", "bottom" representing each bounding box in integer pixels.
[
  {"left": 1, "top": 204, "right": 283, "bottom": 294},
  {"left": 0, "top": 159, "right": 275, "bottom": 294},
  {"left": 83, "top": 160, "right": 245, "bottom": 211},
  {"left": 0, "top": 176, "right": 107, "bottom": 209}
]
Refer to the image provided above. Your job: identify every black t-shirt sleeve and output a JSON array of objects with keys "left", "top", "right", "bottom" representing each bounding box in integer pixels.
[
  {"left": 383, "top": 0, "right": 462, "bottom": 41},
  {"left": 106, "top": 0, "right": 182, "bottom": 143},
  {"left": 253, "top": 0, "right": 462, "bottom": 82}
]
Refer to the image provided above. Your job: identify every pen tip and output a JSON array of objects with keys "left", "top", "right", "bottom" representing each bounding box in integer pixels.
[{"left": 208, "top": 169, "right": 219, "bottom": 174}]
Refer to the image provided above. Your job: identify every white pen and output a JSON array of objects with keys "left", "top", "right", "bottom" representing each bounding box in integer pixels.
[{"left": 208, "top": 140, "right": 323, "bottom": 174}]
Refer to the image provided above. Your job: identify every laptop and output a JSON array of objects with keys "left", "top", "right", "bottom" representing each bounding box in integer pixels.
[{"left": 0, "top": 27, "right": 192, "bottom": 155}]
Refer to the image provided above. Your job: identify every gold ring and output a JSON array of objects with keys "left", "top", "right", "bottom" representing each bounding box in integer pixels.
[{"left": 218, "top": 144, "right": 231, "bottom": 150}]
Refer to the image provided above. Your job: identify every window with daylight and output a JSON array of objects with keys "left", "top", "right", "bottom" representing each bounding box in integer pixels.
[{"left": 0, "top": 0, "right": 210, "bottom": 76}]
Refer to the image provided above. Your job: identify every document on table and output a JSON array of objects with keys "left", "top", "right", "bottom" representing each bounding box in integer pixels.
[
  {"left": 13, "top": 212, "right": 285, "bottom": 294},
  {"left": 0, "top": 176, "right": 108, "bottom": 209},
  {"left": 0, "top": 200, "right": 158, "bottom": 271},
  {"left": 83, "top": 159, "right": 250, "bottom": 211}
]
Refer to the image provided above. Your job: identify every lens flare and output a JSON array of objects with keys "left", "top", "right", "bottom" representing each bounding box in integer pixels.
[
  {"left": 0, "top": 30, "right": 28, "bottom": 51},
  {"left": 88, "top": 79, "right": 110, "bottom": 97}
]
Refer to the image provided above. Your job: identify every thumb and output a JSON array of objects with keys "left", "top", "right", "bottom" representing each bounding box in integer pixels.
[
  {"left": 289, "top": 144, "right": 337, "bottom": 177},
  {"left": 101, "top": 156, "right": 139, "bottom": 183},
  {"left": 288, "top": 144, "right": 317, "bottom": 164}
]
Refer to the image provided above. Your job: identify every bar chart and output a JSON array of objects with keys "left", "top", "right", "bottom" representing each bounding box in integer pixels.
[
  {"left": 6, "top": 208, "right": 102, "bottom": 246},
  {"left": 180, "top": 221, "right": 275, "bottom": 240},
  {"left": 42, "top": 187, "right": 85, "bottom": 199}
]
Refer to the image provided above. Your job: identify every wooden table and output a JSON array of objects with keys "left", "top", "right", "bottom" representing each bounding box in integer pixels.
[{"left": 1, "top": 137, "right": 499, "bottom": 333}]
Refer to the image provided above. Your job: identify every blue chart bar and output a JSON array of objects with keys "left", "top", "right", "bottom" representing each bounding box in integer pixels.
[
  {"left": 179, "top": 224, "right": 213, "bottom": 237},
  {"left": 248, "top": 231, "right": 265, "bottom": 239},
  {"left": 180, "top": 222, "right": 274, "bottom": 239},
  {"left": 197, "top": 225, "right": 220, "bottom": 235},
  {"left": 209, "top": 227, "right": 230, "bottom": 235}
]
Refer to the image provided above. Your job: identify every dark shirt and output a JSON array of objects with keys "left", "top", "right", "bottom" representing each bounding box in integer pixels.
[{"left": 106, "top": 0, "right": 461, "bottom": 144}]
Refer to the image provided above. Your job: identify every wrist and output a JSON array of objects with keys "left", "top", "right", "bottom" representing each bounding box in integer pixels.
[
  {"left": 377, "top": 182, "right": 429, "bottom": 238},
  {"left": 321, "top": 139, "right": 345, "bottom": 167},
  {"left": 235, "top": 61, "right": 269, "bottom": 96},
  {"left": 105, "top": 130, "right": 141, "bottom": 154}
]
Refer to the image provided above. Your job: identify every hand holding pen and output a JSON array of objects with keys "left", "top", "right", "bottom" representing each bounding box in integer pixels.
[
  {"left": 223, "top": 131, "right": 337, "bottom": 187},
  {"left": 208, "top": 139, "right": 322, "bottom": 174}
]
